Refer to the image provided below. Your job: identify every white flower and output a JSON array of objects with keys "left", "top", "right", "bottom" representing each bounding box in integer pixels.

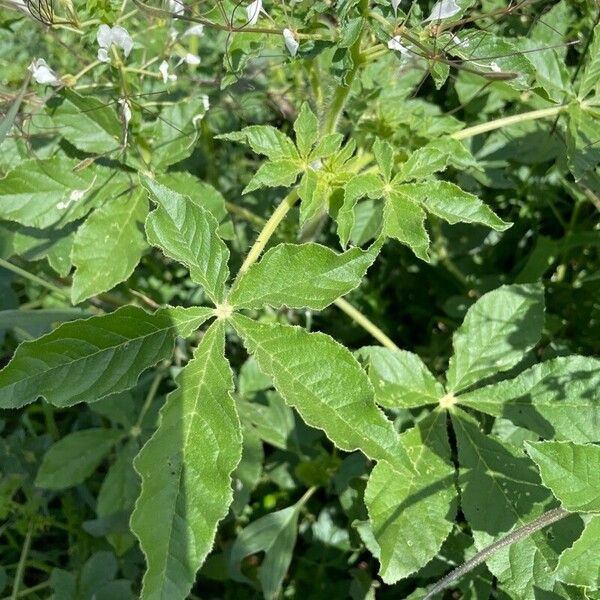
[
  {"left": 489, "top": 61, "right": 501, "bottom": 72},
  {"left": 28, "top": 58, "right": 60, "bottom": 85},
  {"left": 246, "top": 0, "right": 263, "bottom": 25},
  {"left": 283, "top": 29, "right": 299, "bottom": 57},
  {"left": 391, "top": 0, "right": 401, "bottom": 15},
  {"left": 159, "top": 60, "right": 177, "bottom": 84},
  {"left": 425, "top": 0, "right": 460, "bottom": 22},
  {"left": 201, "top": 95, "right": 210, "bottom": 112},
  {"left": 169, "top": 27, "right": 178, "bottom": 42},
  {"left": 96, "top": 24, "right": 133, "bottom": 63},
  {"left": 169, "top": 0, "right": 184, "bottom": 15},
  {"left": 183, "top": 24, "right": 204, "bottom": 37},
  {"left": 387, "top": 36, "right": 411, "bottom": 55},
  {"left": 184, "top": 53, "right": 200, "bottom": 65}
]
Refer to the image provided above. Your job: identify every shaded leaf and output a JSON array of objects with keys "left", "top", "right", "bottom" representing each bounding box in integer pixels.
[
  {"left": 365, "top": 411, "right": 456, "bottom": 583},
  {"left": 446, "top": 283, "right": 545, "bottom": 393},
  {"left": 458, "top": 356, "right": 600, "bottom": 443},
  {"left": 35, "top": 428, "right": 121, "bottom": 489}
]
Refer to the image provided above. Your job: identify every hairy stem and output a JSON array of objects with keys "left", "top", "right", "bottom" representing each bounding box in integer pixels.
[
  {"left": 333, "top": 298, "right": 400, "bottom": 351},
  {"left": 236, "top": 191, "right": 299, "bottom": 278},
  {"left": 451, "top": 105, "right": 567, "bottom": 140},
  {"left": 423, "top": 507, "right": 570, "bottom": 600}
]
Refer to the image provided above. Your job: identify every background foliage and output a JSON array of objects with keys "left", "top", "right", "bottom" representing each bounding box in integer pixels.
[{"left": 0, "top": 0, "right": 599, "bottom": 599}]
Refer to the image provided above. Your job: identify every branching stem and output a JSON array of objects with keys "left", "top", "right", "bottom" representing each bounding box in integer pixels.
[
  {"left": 451, "top": 105, "right": 567, "bottom": 140},
  {"left": 423, "top": 507, "right": 570, "bottom": 599}
]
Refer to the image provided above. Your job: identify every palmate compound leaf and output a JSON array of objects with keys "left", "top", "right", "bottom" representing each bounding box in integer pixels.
[
  {"left": 142, "top": 176, "right": 229, "bottom": 304},
  {"left": 71, "top": 188, "right": 148, "bottom": 304},
  {"left": 450, "top": 409, "right": 581, "bottom": 599},
  {"left": 445, "top": 283, "right": 545, "bottom": 393},
  {"left": 365, "top": 410, "right": 456, "bottom": 583},
  {"left": 131, "top": 320, "right": 242, "bottom": 600},
  {"left": 232, "top": 314, "right": 414, "bottom": 473},
  {"left": 229, "top": 240, "right": 381, "bottom": 310},
  {"left": 458, "top": 356, "right": 600, "bottom": 443},
  {"left": 0, "top": 305, "right": 213, "bottom": 409},
  {"left": 525, "top": 441, "right": 600, "bottom": 513}
]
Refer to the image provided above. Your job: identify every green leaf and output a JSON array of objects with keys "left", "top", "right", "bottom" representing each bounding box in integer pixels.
[
  {"left": 294, "top": 103, "right": 319, "bottom": 158},
  {"left": 229, "top": 501, "right": 301, "bottom": 599},
  {"left": 579, "top": 24, "right": 600, "bottom": 99},
  {"left": 309, "top": 133, "right": 344, "bottom": 161},
  {"left": 243, "top": 159, "right": 302, "bottom": 194},
  {"left": 0, "top": 158, "right": 101, "bottom": 228},
  {"left": 97, "top": 440, "right": 139, "bottom": 556},
  {"left": 446, "top": 283, "right": 545, "bottom": 393},
  {"left": 232, "top": 315, "right": 413, "bottom": 472},
  {"left": 363, "top": 346, "right": 444, "bottom": 409},
  {"left": 297, "top": 168, "right": 329, "bottom": 226},
  {"left": 338, "top": 173, "right": 384, "bottom": 247},
  {"left": 382, "top": 190, "right": 430, "bottom": 261},
  {"left": 397, "top": 139, "right": 474, "bottom": 181},
  {"left": 365, "top": 411, "right": 456, "bottom": 583},
  {"left": 0, "top": 72, "right": 29, "bottom": 149},
  {"left": 566, "top": 105, "right": 600, "bottom": 180},
  {"left": 458, "top": 356, "right": 600, "bottom": 443},
  {"left": 71, "top": 189, "right": 148, "bottom": 304},
  {"left": 150, "top": 98, "right": 208, "bottom": 168},
  {"left": 35, "top": 428, "right": 122, "bottom": 489},
  {"left": 217, "top": 126, "right": 299, "bottom": 161},
  {"left": 131, "top": 320, "right": 242, "bottom": 600},
  {"left": 451, "top": 409, "right": 569, "bottom": 598},
  {"left": 525, "top": 441, "right": 600, "bottom": 512},
  {"left": 0, "top": 305, "right": 212, "bottom": 409},
  {"left": 403, "top": 180, "right": 511, "bottom": 231},
  {"left": 143, "top": 177, "right": 229, "bottom": 304},
  {"left": 46, "top": 90, "right": 122, "bottom": 154},
  {"left": 229, "top": 241, "right": 380, "bottom": 310},
  {"left": 373, "top": 138, "right": 394, "bottom": 182},
  {"left": 453, "top": 410, "right": 550, "bottom": 537},
  {"left": 555, "top": 515, "right": 600, "bottom": 590}
]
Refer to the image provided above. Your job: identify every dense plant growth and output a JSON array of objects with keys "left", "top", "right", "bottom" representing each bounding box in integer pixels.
[{"left": 0, "top": 0, "right": 599, "bottom": 598}]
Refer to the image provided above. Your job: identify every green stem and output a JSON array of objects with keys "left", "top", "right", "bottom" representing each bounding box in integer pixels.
[
  {"left": 235, "top": 191, "right": 299, "bottom": 278},
  {"left": 132, "top": 371, "right": 164, "bottom": 435},
  {"left": 2, "top": 580, "right": 50, "bottom": 600},
  {"left": 451, "top": 105, "right": 567, "bottom": 140},
  {"left": 0, "top": 258, "right": 68, "bottom": 299},
  {"left": 10, "top": 522, "right": 33, "bottom": 600},
  {"left": 423, "top": 507, "right": 569, "bottom": 600},
  {"left": 333, "top": 298, "right": 400, "bottom": 351}
]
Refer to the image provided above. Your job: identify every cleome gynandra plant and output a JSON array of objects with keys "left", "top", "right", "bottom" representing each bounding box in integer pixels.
[{"left": 1, "top": 0, "right": 600, "bottom": 598}]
